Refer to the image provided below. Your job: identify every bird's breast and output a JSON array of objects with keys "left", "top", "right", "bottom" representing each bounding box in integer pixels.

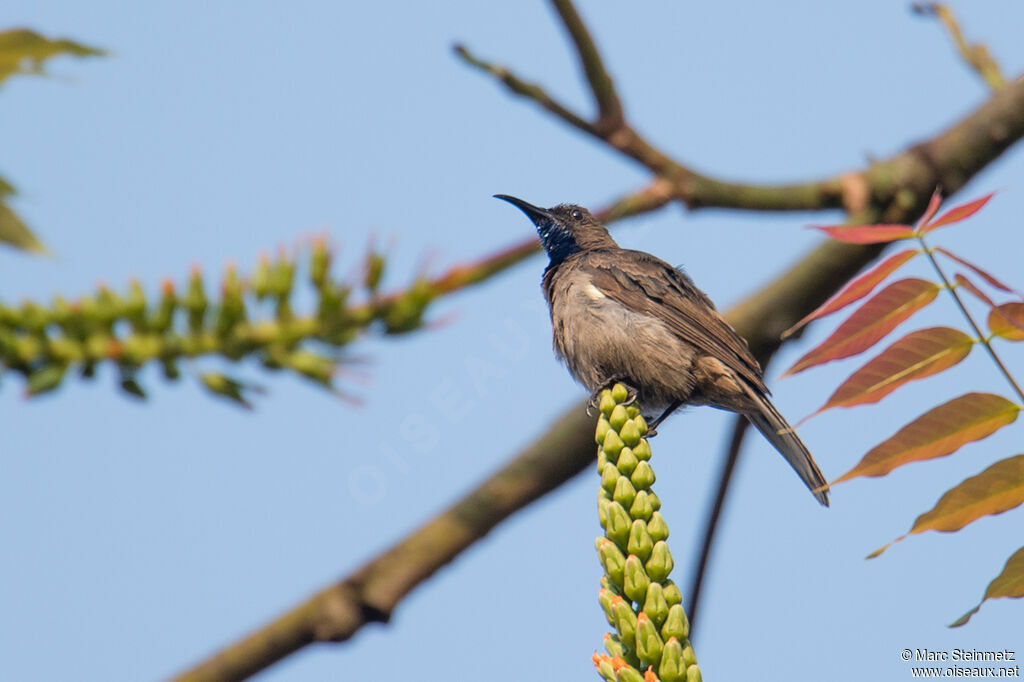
[{"left": 548, "top": 270, "right": 699, "bottom": 412}]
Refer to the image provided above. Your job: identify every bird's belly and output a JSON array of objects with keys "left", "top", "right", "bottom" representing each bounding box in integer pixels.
[{"left": 552, "top": 292, "right": 697, "bottom": 413}]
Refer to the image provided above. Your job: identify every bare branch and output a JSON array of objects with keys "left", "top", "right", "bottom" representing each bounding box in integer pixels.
[
  {"left": 453, "top": 44, "right": 594, "bottom": 135},
  {"left": 549, "top": 0, "right": 623, "bottom": 128},
  {"left": 687, "top": 415, "right": 749, "bottom": 635},
  {"left": 171, "top": 10, "right": 1024, "bottom": 681},
  {"left": 593, "top": 178, "right": 676, "bottom": 222},
  {"left": 168, "top": 403, "right": 597, "bottom": 682},
  {"left": 913, "top": 3, "right": 1005, "bottom": 91},
  {"left": 459, "top": 8, "right": 1024, "bottom": 215},
  {"left": 169, "top": 216, "right": 945, "bottom": 682}
]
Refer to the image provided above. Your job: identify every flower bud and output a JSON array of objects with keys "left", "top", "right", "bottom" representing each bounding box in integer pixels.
[
  {"left": 647, "top": 512, "right": 669, "bottom": 542},
  {"left": 611, "top": 597, "right": 637, "bottom": 650},
  {"left": 603, "top": 430, "right": 625, "bottom": 459},
  {"left": 593, "top": 653, "right": 617, "bottom": 682},
  {"left": 658, "top": 637, "right": 685, "bottom": 682},
  {"left": 597, "top": 539, "right": 627, "bottom": 590},
  {"left": 613, "top": 477, "right": 637, "bottom": 509},
  {"left": 611, "top": 383, "right": 630, "bottom": 403},
  {"left": 660, "top": 604, "right": 689, "bottom": 642},
  {"left": 627, "top": 520, "right": 654, "bottom": 562},
  {"left": 645, "top": 541, "right": 674, "bottom": 582},
  {"left": 641, "top": 582, "right": 669, "bottom": 627},
  {"left": 616, "top": 447, "right": 638, "bottom": 476},
  {"left": 601, "top": 461, "right": 620, "bottom": 494},
  {"left": 596, "top": 418, "right": 611, "bottom": 446},
  {"left": 616, "top": 667, "right": 644, "bottom": 682},
  {"left": 629, "top": 491, "right": 654, "bottom": 522},
  {"left": 598, "top": 494, "right": 610, "bottom": 527},
  {"left": 609, "top": 404, "right": 629, "bottom": 431},
  {"left": 623, "top": 554, "right": 650, "bottom": 603},
  {"left": 635, "top": 612, "right": 664, "bottom": 667},
  {"left": 599, "top": 589, "right": 618, "bottom": 627},
  {"left": 599, "top": 391, "right": 617, "bottom": 416},
  {"left": 604, "top": 633, "right": 627, "bottom": 659},
  {"left": 630, "top": 460, "right": 656, "bottom": 490},
  {"left": 605, "top": 502, "right": 632, "bottom": 550},
  {"left": 619, "top": 419, "right": 641, "bottom": 446}
]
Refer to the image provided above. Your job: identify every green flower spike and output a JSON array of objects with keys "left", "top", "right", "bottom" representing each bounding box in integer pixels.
[
  {"left": 592, "top": 384, "right": 699, "bottom": 682},
  {"left": 1, "top": 242, "right": 438, "bottom": 402}
]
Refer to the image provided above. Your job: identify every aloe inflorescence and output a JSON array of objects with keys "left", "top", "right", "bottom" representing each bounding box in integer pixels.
[{"left": 593, "top": 383, "right": 700, "bottom": 682}]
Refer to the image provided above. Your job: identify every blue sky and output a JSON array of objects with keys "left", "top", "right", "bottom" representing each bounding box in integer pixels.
[{"left": 1, "top": 2, "right": 1022, "bottom": 680}]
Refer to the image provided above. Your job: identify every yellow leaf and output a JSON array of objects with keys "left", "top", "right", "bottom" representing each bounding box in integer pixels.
[
  {"left": 834, "top": 393, "right": 1020, "bottom": 484},
  {"left": 989, "top": 303, "right": 1024, "bottom": 341},
  {"left": 951, "top": 546, "right": 1024, "bottom": 626},
  {"left": 869, "top": 454, "right": 1024, "bottom": 557}
]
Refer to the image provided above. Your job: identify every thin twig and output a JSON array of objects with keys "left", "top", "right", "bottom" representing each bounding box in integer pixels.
[
  {"left": 687, "top": 414, "right": 750, "bottom": 635},
  {"left": 549, "top": 0, "right": 623, "bottom": 128},
  {"left": 452, "top": 44, "right": 594, "bottom": 134},
  {"left": 913, "top": 3, "right": 1005, "bottom": 91},
  {"left": 920, "top": 237, "right": 1024, "bottom": 402}
]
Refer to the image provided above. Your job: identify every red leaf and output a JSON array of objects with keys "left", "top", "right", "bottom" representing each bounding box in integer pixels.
[
  {"left": 915, "top": 189, "right": 944, "bottom": 229},
  {"left": 988, "top": 302, "right": 1024, "bottom": 341},
  {"left": 951, "top": 546, "right": 1024, "bottom": 627},
  {"left": 833, "top": 393, "right": 1020, "bottom": 484},
  {"left": 783, "top": 278, "right": 941, "bottom": 376},
  {"left": 954, "top": 273, "right": 995, "bottom": 307},
  {"left": 811, "top": 224, "right": 916, "bottom": 244},
  {"left": 812, "top": 327, "right": 974, "bottom": 414},
  {"left": 920, "top": 192, "right": 996, "bottom": 234},
  {"left": 935, "top": 247, "right": 1022, "bottom": 297},
  {"left": 782, "top": 249, "right": 919, "bottom": 339}
]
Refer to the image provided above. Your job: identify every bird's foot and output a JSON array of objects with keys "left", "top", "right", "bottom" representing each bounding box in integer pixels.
[
  {"left": 644, "top": 399, "right": 683, "bottom": 437},
  {"left": 587, "top": 380, "right": 639, "bottom": 417}
]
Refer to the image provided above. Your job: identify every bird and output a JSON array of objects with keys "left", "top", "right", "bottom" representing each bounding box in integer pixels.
[{"left": 495, "top": 194, "right": 829, "bottom": 506}]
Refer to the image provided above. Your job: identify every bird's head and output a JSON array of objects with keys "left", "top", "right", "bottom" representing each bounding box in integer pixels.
[{"left": 495, "top": 195, "right": 616, "bottom": 264}]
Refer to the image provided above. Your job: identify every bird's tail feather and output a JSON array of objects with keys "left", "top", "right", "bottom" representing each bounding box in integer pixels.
[{"left": 743, "top": 391, "right": 830, "bottom": 507}]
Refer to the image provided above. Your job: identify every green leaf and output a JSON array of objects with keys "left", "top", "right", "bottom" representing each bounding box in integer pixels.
[
  {"left": 0, "top": 201, "right": 47, "bottom": 253},
  {"left": 0, "top": 28, "right": 104, "bottom": 85}
]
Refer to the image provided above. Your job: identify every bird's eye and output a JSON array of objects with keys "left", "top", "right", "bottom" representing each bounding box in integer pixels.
[{"left": 571, "top": 209, "right": 582, "bottom": 221}]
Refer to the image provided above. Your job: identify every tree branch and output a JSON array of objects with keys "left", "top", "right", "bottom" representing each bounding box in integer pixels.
[
  {"left": 458, "top": 5, "right": 1024, "bottom": 215},
  {"left": 913, "top": 3, "right": 1006, "bottom": 91},
  {"left": 687, "top": 414, "right": 749, "bottom": 636},
  {"left": 170, "top": 207, "right": 960, "bottom": 681},
  {"left": 548, "top": 0, "right": 623, "bottom": 129},
  {"left": 168, "top": 402, "right": 597, "bottom": 682},
  {"left": 171, "top": 6, "right": 1024, "bottom": 679}
]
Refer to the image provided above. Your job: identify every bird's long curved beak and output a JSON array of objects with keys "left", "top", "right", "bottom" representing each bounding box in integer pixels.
[{"left": 493, "top": 194, "right": 554, "bottom": 226}]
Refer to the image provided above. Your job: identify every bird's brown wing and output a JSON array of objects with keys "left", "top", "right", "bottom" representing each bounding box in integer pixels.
[{"left": 580, "top": 248, "right": 769, "bottom": 394}]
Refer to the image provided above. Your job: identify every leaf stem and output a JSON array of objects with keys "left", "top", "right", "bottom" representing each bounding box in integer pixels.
[{"left": 919, "top": 237, "right": 1024, "bottom": 403}]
